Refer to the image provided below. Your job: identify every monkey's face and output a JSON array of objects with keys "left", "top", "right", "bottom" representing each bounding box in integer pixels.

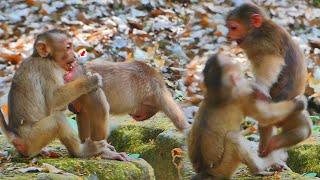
[
  {"left": 51, "top": 38, "right": 77, "bottom": 72},
  {"left": 218, "top": 55, "right": 248, "bottom": 96},
  {"left": 226, "top": 20, "right": 248, "bottom": 46}
]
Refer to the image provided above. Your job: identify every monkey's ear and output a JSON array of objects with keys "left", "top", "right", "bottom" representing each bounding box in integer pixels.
[
  {"left": 35, "top": 41, "right": 51, "bottom": 58},
  {"left": 250, "top": 13, "right": 262, "bottom": 28}
]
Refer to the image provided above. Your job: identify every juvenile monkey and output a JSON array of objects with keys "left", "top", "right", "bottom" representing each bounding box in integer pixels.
[
  {"left": 226, "top": 3, "right": 312, "bottom": 156},
  {"left": 65, "top": 60, "right": 189, "bottom": 142},
  {"left": 188, "top": 54, "right": 304, "bottom": 179},
  {"left": 0, "top": 30, "right": 126, "bottom": 160}
]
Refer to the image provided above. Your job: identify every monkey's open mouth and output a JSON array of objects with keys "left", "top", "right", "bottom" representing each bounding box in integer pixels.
[{"left": 66, "top": 61, "right": 75, "bottom": 71}]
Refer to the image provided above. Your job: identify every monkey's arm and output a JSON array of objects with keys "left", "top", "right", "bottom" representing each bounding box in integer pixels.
[
  {"left": 51, "top": 75, "right": 100, "bottom": 110},
  {"left": 253, "top": 55, "right": 285, "bottom": 95},
  {"left": 246, "top": 99, "right": 304, "bottom": 127}
]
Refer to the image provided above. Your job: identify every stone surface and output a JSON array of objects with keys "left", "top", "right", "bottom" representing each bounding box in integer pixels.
[
  {"left": 109, "top": 114, "right": 319, "bottom": 179},
  {"left": 0, "top": 135, "right": 154, "bottom": 180},
  {"left": 0, "top": 113, "right": 318, "bottom": 179}
]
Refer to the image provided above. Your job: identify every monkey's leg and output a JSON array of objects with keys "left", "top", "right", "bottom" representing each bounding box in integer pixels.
[
  {"left": 262, "top": 111, "right": 312, "bottom": 156},
  {"left": 77, "top": 111, "right": 91, "bottom": 143},
  {"left": 205, "top": 132, "right": 241, "bottom": 178},
  {"left": 57, "top": 112, "right": 106, "bottom": 158},
  {"left": 157, "top": 89, "right": 189, "bottom": 131},
  {"left": 88, "top": 90, "right": 109, "bottom": 142},
  {"left": 209, "top": 132, "right": 277, "bottom": 177},
  {"left": 18, "top": 113, "right": 62, "bottom": 157},
  {"left": 258, "top": 126, "right": 276, "bottom": 157}
]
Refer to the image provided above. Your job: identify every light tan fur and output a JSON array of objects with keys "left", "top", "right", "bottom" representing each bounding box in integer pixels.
[
  {"left": 84, "top": 60, "right": 189, "bottom": 131},
  {"left": 0, "top": 30, "right": 108, "bottom": 158},
  {"left": 188, "top": 54, "right": 303, "bottom": 179}
]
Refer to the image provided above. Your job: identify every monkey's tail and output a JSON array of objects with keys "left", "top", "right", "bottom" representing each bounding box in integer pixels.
[
  {"left": 0, "top": 109, "right": 16, "bottom": 142},
  {"left": 158, "top": 88, "right": 189, "bottom": 131}
]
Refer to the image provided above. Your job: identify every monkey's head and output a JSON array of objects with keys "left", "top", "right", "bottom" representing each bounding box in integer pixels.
[
  {"left": 203, "top": 53, "right": 247, "bottom": 105},
  {"left": 226, "top": 3, "right": 267, "bottom": 46},
  {"left": 33, "top": 29, "right": 77, "bottom": 72}
]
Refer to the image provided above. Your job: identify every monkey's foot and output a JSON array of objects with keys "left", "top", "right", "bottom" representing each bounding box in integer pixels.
[
  {"left": 105, "top": 142, "right": 115, "bottom": 151},
  {"left": 271, "top": 163, "right": 292, "bottom": 172},
  {"left": 254, "top": 171, "right": 275, "bottom": 176},
  {"left": 101, "top": 150, "right": 131, "bottom": 161}
]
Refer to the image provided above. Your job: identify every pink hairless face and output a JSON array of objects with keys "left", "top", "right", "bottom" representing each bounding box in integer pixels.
[{"left": 64, "top": 61, "right": 80, "bottom": 83}]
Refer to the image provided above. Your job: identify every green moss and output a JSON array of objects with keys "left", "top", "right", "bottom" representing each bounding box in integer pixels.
[
  {"left": 38, "top": 158, "right": 154, "bottom": 180},
  {"left": 287, "top": 144, "right": 320, "bottom": 176},
  {"left": 110, "top": 114, "right": 317, "bottom": 180},
  {"left": 109, "top": 116, "right": 186, "bottom": 180}
]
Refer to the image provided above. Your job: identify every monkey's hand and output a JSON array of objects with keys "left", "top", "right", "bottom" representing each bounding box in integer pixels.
[
  {"left": 293, "top": 95, "right": 307, "bottom": 112},
  {"left": 269, "top": 149, "right": 291, "bottom": 172},
  {"left": 86, "top": 73, "right": 103, "bottom": 91}
]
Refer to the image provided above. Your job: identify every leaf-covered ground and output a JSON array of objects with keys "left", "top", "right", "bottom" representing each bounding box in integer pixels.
[{"left": 0, "top": 0, "right": 319, "bottom": 178}]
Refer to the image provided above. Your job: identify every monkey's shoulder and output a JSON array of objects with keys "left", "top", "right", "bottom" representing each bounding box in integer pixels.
[{"left": 12, "top": 57, "right": 62, "bottom": 89}]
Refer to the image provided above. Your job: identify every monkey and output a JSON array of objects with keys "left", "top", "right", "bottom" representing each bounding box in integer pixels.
[
  {"left": 64, "top": 59, "right": 189, "bottom": 143},
  {"left": 0, "top": 30, "right": 128, "bottom": 160},
  {"left": 187, "top": 53, "right": 305, "bottom": 179},
  {"left": 226, "top": 3, "right": 312, "bottom": 156}
]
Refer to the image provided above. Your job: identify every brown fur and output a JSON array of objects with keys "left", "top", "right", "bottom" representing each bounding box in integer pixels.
[
  {"left": 66, "top": 60, "right": 189, "bottom": 142},
  {"left": 0, "top": 30, "right": 109, "bottom": 158},
  {"left": 226, "top": 3, "right": 312, "bottom": 156},
  {"left": 188, "top": 54, "right": 304, "bottom": 179}
]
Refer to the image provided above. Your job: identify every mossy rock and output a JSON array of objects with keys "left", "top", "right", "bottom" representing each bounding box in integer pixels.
[
  {"left": 109, "top": 114, "right": 189, "bottom": 180},
  {"left": 0, "top": 135, "right": 154, "bottom": 180},
  {"left": 109, "top": 114, "right": 318, "bottom": 180},
  {"left": 287, "top": 144, "right": 320, "bottom": 177},
  {"left": 38, "top": 158, "right": 154, "bottom": 180}
]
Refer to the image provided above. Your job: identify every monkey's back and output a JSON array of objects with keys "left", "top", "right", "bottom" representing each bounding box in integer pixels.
[
  {"left": 244, "top": 20, "right": 307, "bottom": 101},
  {"left": 86, "top": 61, "right": 165, "bottom": 114},
  {"left": 270, "top": 26, "right": 307, "bottom": 101},
  {"left": 189, "top": 101, "right": 244, "bottom": 171},
  {"left": 8, "top": 58, "right": 63, "bottom": 131}
]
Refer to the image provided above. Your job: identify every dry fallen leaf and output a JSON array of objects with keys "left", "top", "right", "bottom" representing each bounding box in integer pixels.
[
  {"left": 42, "top": 163, "right": 64, "bottom": 174},
  {"left": 0, "top": 53, "right": 23, "bottom": 64}
]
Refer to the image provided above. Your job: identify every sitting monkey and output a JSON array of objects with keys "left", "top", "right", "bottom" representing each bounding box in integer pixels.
[
  {"left": 188, "top": 53, "right": 304, "bottom": 179},
  {"left": 0, "top": 30, "right": 127, "bottom": 160}
]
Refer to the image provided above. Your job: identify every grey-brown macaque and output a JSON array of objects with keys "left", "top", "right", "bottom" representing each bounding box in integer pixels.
[
  {"left": 226, "top": 3, "right": 312, "bottom": 156},
  {"left": 0, "top": 30, "right": 125, "bottom": 160},
  {"left": 188, "top": 53, "right": 305, "bottom": 179},
  {"left": 64, "top": 60, "right": 189, "bottom": 142}
]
